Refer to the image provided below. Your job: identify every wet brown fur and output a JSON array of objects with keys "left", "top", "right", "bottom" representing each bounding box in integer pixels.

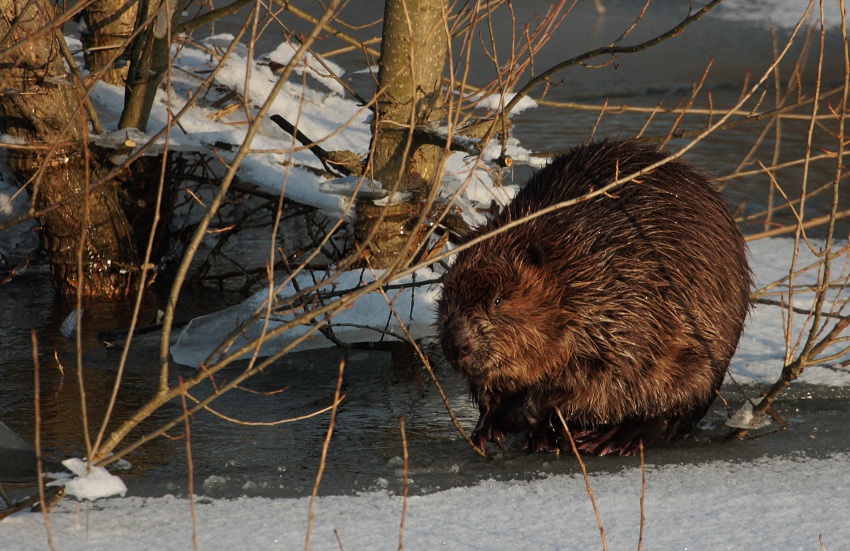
[{"left": 437, "top": 140, "right": 751, "bottom": 455}]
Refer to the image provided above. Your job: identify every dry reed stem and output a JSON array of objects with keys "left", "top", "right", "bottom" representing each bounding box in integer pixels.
[
  {"left": 93, "top": 26, "right": 175, "bottom": 455},
  {"left": 557, "top": 410, "right": 608, "bottom": 551},
  {"left": 53, "top": 28, "right": 103, "bottom": 134},
  {"left": 305, "top": 357, "right": 346, "bottom": 551},
  {"left": 87, "top": 0, "right": 344, "bottom": 463},
  {"left": 731, "top": 0, "right": 850, "bottom": 439},
  {"left": 638, "top": 441, "right": 646, "bottom": 551},
  {"left": 74, "top": 110, "right": 93, "bottom": 465},
  {"left": 370, "top": 271, "right": 486, "bottom": 457},
  {"left": 398, "top": 416, "right": 409, "bottom": 551},
  {"left": 32, "top": 329, "right": 56, "bottom": 551},
  {"left": 753, "top": 159, "right": 819, "bottom": 252},
  {"left": 533, "top": 88, "right": 841, "bottom": 120},
  {"left": 184, "top": 390, "right": 345, "bottom": 426},
  {"left": 179, "top": 378, "right": 199, "bottom": 551}
]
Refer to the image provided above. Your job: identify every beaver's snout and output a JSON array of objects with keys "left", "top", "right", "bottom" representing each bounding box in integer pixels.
[{"left": 441, "top": 317, "right": 475, "bottom": 365}]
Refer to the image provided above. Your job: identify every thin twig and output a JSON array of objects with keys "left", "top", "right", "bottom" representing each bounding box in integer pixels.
[
  {"left": 32, "top": 330, "right": 56, "bottom": 551},
  {"left": 53, "top": 28, "right": 104, "bottom": 135},
  {"left": 638, "top": 441, "right": 646, "bottom": 551},
  {"left": 93, "top": 16, "right": 174, "bottom": 456},
  {"left": 75, "top": 129, "right": 93, "bottom": 464},
  {"left": 557, "top": 410, "right": 608, "bottom": 551},
  {"left": 398, "top": 416, "right": 409, "bottom": 551},
  {"left": 370, "top": 270, "right": 487, "bottom": 457},
  {"left": 178, "top": 379, "right": 199, "bottom": 551},
  {"left": 305, "top": 358, "right": 346, "bottom": 551},
  {"left": 183, "top": 389, "right": 346, "bottom": 426}
]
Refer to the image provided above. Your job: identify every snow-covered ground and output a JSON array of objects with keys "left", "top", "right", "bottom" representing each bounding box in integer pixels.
[{"left": 1, "top": 452, "right": 848, "bottom": 549}]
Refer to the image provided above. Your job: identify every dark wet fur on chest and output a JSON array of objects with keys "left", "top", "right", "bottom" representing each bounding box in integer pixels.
[{"left": 436, "top": 140, "right": 751, "bottom": 456}]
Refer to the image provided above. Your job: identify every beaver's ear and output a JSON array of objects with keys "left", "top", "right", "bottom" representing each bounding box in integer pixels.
[{"left": 527, "top": 241, "right": 547, "bottom": 267}]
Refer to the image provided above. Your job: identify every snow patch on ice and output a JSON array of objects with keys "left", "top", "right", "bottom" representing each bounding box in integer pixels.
[
  {"left": 474, "top": 92, "right": 538, "bottom": 115},
  {"left": 171, "top": 267, "right": 441, "bottom": 367},
  {"left": 48, "top": 458, "right": 127, "bottom": 501}
]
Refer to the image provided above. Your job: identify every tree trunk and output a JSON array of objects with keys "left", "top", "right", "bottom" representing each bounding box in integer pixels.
[
  {"left": 118, "top": 0, "right": 181, "bottom": 131},
  {"left": 0, "top": 0, "right": 139, "bottom": 297},
  {"left": 81, "top": 0, "right": 139, "bottom": 86},
  {"left": 357, "top": 0, "right": 448, "bottom": 268}
]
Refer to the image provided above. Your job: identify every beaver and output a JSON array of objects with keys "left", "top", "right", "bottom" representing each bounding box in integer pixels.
[{"left": 437, "top": 139, "right": 751, "bottom": 456}]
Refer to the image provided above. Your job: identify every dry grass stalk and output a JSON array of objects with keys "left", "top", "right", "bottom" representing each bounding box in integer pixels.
[
  {"left": 179, "top": 378, "right": 199, "bottom": 551},
  {"left": 32, "top": 330, "right": 56, "bottom": 551},
  {"left": 557, "top": 410, "right": 608, "bottom": 551},
  {"left": 305, "top": 357, "right": 346, "bottom": 551},
  {"left": 638, "top": 441, "right": 646, "bottom": 551},
  {"left": 398, "top": 416, "right": 409, "bottom": 551}
]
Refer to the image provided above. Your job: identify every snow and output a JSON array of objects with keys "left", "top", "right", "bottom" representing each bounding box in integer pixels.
[
  {"left": 725, "top": 398, "right": 771, "bottom": 430},
  {"left": 48, "top": 459, "right": 127, "bottom": 502},
  {"left": 171, "top": 235, "right": 850, "bottom": 390},
  {"left": 1, "top": 454, "right": 848, "bottom": 549},
  {"left": 714, "top": 0, "right": 844, "bottom": 30},
  {"left": 475, "top": 92, "right": 539, "bottom": 115},
  {"left": 264, "top": 41, "right": 347, "bottom": 95},
  {"left": 170, "top": 267, "right": 442, "bottom": 367}
]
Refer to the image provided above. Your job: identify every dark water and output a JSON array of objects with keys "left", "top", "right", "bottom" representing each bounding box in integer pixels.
[
  {"left": 254, "top": 0, "right": 847, "bottom": 232},
  {"left": 2, "top": 266, "right": 850, "bottom": 500},
  {"left": 2, "top": 1, "right": 849, "bottom": 499}
]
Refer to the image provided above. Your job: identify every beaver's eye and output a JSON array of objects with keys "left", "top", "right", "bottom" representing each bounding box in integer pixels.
[{"left": 493, "top": 297, "right": 502, "bottom": 307}]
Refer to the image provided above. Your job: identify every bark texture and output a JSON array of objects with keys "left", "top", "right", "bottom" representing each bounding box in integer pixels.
[
  {"left": 357, "top": 0, "right": 448, "bottom": 268},
  {"left": 0, "top": 0, "right": 139, "bottom": 297},
  {"left": 118, "top": 0, "right": 180, "bottom": 131},
  {"left": 81, "top": 0, "right": 139, "bottom": 86}
]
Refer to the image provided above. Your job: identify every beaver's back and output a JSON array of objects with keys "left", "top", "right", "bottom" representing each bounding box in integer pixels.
[{"left": 437, "top": 140, "right": 751, "bottom": 455}]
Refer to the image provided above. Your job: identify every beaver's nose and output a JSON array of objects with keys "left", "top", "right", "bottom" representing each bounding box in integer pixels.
[{"left": 442, "top": 317, "right": 474, "bottom": 364}]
